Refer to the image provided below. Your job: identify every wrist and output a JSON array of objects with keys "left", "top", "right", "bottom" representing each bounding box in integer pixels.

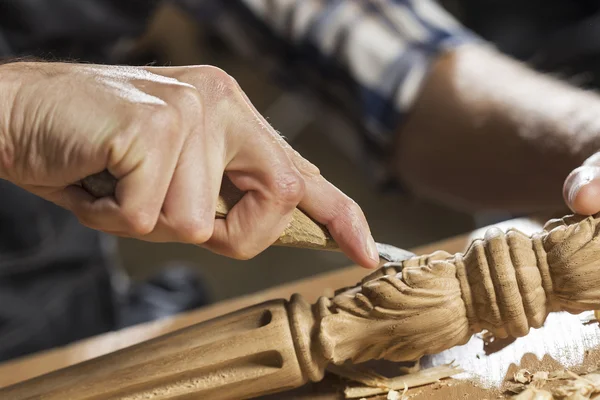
[{"left": 0, "top": 61, "right": 23, "bottom": 180}]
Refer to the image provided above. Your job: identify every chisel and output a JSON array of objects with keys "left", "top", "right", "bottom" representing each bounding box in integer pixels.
[{"left": 80, "top": 170, "right": 414, "bottom": 263}]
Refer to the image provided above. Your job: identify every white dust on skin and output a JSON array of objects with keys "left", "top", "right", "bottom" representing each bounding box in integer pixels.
[
  {"left": 421, "top": 311, "right": 600, "bottom": 388},
  {"left": 419, "top": 218, "right": 600, "bottom": 388},
  {"left": 80, "top": 65, "right": 195, "bottom": 106}
]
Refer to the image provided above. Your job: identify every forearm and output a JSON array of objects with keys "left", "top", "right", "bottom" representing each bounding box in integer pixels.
[{"left": 395, "top": 44, "right": 600, "bottom": 213}]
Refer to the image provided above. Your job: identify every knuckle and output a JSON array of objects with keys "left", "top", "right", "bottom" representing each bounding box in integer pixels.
[
  {"left": 174, "top": 84, "right": 203, "bottom": 111},
  {"left": 146, "top": 105, "right": 180, "bottom": 133},
  {"left": 122, "top": 209, "right": 156, "bottom": 236},
  {"left": 174, "top": 217, "right": 213, "bottom": 244},
  {"left": 290, "top": 150, "right": 321, "bottom": 177},
  {"left": 345, "top": 199, "right": 365, "bottom": 220},
  {"left": 195, "top": 66, "right": 238, "bottom": 99},
  {"left": 271, "top": 170, "right": 305, "bottom": 205},
  {"left": 205, "top": 66, "right": 237, "bottom": 86}
]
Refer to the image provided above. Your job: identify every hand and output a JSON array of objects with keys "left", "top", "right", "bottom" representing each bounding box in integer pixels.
[
  {"left": 564, "top": 153, "right": 600, "bottom": 215},
  {"left": 0, "top": 62, "right": 379, "bottom": 268}
]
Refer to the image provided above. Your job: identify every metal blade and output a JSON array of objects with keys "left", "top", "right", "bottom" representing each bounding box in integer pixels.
[{"left": 375, "top": 242, "right": 416, "bottom": 263}]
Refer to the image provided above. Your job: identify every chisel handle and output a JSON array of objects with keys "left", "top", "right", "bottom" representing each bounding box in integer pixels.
[{"left": 80, "top": 170, "right": 338, "bottom": 250}]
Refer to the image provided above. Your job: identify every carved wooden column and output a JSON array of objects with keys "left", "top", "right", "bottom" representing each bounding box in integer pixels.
[{"left": 4, "top": 213, "right": 600, "bottom": 400}]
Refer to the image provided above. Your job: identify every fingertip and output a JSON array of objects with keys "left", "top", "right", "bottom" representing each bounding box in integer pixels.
[
  {"left": 569, "top": 179, "right": 600, "bottom": 215},
  {"left": 564, "top": 166, "right": 600, "bottom": 214},
  {"left": 279, "top": 171, "right": 379, "bottom": 268},
  {"left": 341, "top": 244, "right": 380, "bottom": 270},
  {"left": 328, "top": 207, "right": 380, "bottom": 269},
  {"left": 361, "top": 234, "right": 381, "bottom": 269},
  {"left": 357, "top": 257, "right": 381, "bottom": 270}
]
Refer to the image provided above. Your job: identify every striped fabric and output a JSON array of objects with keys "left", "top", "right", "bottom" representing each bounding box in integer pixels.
[{"left": 176, "top": 0, "right": 479, "bottom": 147}]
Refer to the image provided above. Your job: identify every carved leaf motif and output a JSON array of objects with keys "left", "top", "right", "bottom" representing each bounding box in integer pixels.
[{"left": 319, "top": 253, "right": 470, "bottom": 364}]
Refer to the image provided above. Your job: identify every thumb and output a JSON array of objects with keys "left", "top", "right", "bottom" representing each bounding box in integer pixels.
[{"left": 564, "top": 153, "right": 600, "bottom": 215}]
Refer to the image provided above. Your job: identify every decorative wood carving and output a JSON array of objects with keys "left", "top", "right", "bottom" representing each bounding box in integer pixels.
[{"left": 4, "top": 213, "right": 600, "bottom": 400}]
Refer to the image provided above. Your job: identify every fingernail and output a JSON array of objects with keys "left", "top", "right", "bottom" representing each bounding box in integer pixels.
[
  {"left": 366, "top": 233, "right": 380, "bottom": 264},
  {"left": 566, "top": 166, "right": 600, "bottom": 206},
  {"left": 583, "top": 152, "right": 600, "bottom": 166}
]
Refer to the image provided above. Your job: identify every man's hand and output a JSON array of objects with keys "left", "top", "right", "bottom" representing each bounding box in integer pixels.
[
  {"left": 564, "top": 153, "right": 600, "bottom": 215},
  {"left": 0, "top": 62, "right": 379, "bottom": 268}
]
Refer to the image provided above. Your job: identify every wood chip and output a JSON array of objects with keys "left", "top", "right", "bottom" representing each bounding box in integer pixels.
[
  {"left": 514, "top": 369, "right": 533, "bottom": 384},
  {"left": 343, "top": 363, "right": 462, "bottom": 399},
  {"left": 509, "top": 367, "right": 600, "bottom": 399},
  {"left": 386, "top": 390, "right": 401, "bottom": 400}
]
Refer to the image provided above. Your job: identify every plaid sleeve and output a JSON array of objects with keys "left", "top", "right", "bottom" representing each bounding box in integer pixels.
[{"left": 173, "top": 0, "right": 481, "bottom": 185}]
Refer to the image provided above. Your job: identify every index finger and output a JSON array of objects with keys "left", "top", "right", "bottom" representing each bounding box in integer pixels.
[{"left": 233, "top": 85, "right": 380, "bottom": 269}]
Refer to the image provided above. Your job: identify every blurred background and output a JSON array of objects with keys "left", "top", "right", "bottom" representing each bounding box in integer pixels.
[{"left": 2, "top": 0, "right": 600, "bottom": 354}]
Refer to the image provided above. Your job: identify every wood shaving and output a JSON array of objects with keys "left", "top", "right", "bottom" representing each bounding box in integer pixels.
[
  {"left": 397, "top": 359, "right": 421, "bottom": 375},
  {"left": 327, "top": 364, "right": 390, "bottom": 388},
  {"left": 386, "top": 383, "right": 409, "bottom": 400},
  {"left": 342, "top": 363, "right": 462, "bottom": 398}
]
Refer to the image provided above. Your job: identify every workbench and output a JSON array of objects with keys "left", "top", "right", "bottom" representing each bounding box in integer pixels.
[{"left": 2, "top": 216, "right": 599, "bottom": 399}]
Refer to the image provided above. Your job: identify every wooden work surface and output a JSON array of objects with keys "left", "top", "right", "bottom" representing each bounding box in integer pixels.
[{"left": 2, "top": 216, "right": 599, "bottom": 399}]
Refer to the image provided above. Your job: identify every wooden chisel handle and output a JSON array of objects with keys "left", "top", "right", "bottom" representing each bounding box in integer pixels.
[{"left": 80, "top": 170, "right": 338, "bottom": 250}]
